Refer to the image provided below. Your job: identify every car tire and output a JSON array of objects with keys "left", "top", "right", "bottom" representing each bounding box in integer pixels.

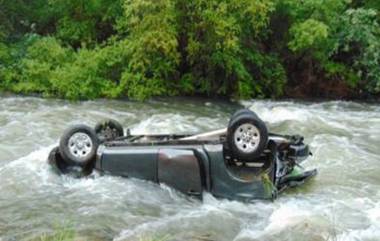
[
  {"left": 48, "top": 147, "right": 68, "bottom": 173},
  {"left": 227, "top": 112, "right": 268, "bottom": 162},
  {"left": 228, "top": 109, "right": 258, "bottom": 127},
  {"left": 95, "top": 119, "right": 124, "bottom": 142},
  {"left": 59, "top": 124, "right": 99, "bottom": 167}
]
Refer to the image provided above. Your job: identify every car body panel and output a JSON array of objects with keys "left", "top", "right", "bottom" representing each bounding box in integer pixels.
[
  {"left": 100, "top": 146, "right": 158, "bottom": 182},
  {"left": 158, "top": 148, "right": 203, "bottom": 197},
  {"left": 93, "top": 143, "right": 284, "bottom": 200},
  {"left": 205, "top": 145, "right": 275, "bottom": 200}
]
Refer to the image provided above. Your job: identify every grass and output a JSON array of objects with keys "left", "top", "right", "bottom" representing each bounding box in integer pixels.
[
  {"left": 34, "top": 221, "right": 171, "bottom": 241},
  {"left": 36, "top": 227, "right": 170, "bottom": 241},
  {"left": 38, "top": 227, "right": 75, "bottom": 241},
  {"left": 139, "top": 234, "right": 171, "bottom": 241}
]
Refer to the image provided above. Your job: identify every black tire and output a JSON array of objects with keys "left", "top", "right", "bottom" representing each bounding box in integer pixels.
[
  {"left": 48, "top": 146, "right": 94, "bottom": 177},
  {"left": 228, "top": 109, "right": 258, "bottom": 128},
  {"left": 227, "top": 113, "right": 268, "bottom": 162},
  {"left": 59, "top": 124, "right": 99, "bottom": 167},
  {"left": 48, "top": 147, "right": 68, "bottom": 173},
  {"left": 94, "top": 119, "right": 124, "bottom": 142}
]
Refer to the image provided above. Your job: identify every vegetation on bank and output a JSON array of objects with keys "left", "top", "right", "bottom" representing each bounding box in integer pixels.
[
  {"left": 36, "top": 223, "right": 75, "bottom": 241},
  {"left": 35, "top": 223, "right": 169, "bottom": 241},
  {"left": 1, "top": 0, "right": 380, "bottom": 100}
]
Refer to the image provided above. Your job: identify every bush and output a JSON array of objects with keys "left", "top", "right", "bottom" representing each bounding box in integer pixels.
[
  {"left": 7, "top": 36, "right": 129, "bottom": 99},
  {"left": 288, "top": 19, "right": 329, "bottom": 52},
  {"left": 178, "top": 0, "right": 276, "bottom": 98},
  {"left": 2, "top": 0, "right": 380, "bottom": 100},
  {"left": 14, "top": 37, "right": 73, "bottom": 94},
  {"left": 50, "top": 42, "right": 128, "bottom": 99},
  {"left": 118, "top": 0, "right": 180, "bottom": 100},
  {"left": 334, "top": 8, "right": 380, "bottom": 93}
]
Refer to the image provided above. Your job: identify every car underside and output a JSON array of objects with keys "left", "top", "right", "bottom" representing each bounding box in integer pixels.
[{"left": 48, "top": 109, "right": 317, "bottom": 201}]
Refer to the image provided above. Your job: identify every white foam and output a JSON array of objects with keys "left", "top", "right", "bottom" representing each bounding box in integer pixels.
[
  {"left": 0, "top": 145, "right": 55, "bottom": 174},
  {"left": 367, "top": 203, "right": 380, "bottom": 225},
  {"left": 0, "top": 97, "right": 380, "bottom": 240},
  {"left": 258, "top": 106, "right": 311, "bottom": 124},
  {"left": 336, "top": 226, "right": 380, "bottom": 241},
  {"left": 131, "top": 114, "right": 208, "bottom": 134},
  {"left": 234, "top": 201, "right": 312, "bottom": 241}
]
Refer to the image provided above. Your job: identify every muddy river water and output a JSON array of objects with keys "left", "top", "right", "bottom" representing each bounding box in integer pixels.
[{"left": 0, "top": 96, "right": 379, "bottom": 241}]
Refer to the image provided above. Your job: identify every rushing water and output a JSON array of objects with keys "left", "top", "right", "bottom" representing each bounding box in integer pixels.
[{"left": 0, "top": 96, "right": 380, "bottom": 241}]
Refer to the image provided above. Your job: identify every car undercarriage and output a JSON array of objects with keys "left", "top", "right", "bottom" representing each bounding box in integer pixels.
[{"left": 48, "top": 109, "right": 317, "bottom": 201}]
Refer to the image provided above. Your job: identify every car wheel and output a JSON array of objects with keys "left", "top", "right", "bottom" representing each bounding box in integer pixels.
[
  {"left": 227, "top": 112, "right": 268, "bottom": 161},
  {"left": 95, "top": 119, "right": 124, "bottom": 142},
  {"left": 59, "top": 124, "right": 99, "bottom": 167}
]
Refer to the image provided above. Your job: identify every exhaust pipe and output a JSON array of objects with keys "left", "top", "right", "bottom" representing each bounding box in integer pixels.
[{"left": 179, "top": 128, "right": 227, "bottom": 141}]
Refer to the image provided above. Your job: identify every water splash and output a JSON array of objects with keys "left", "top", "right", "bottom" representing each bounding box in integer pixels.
[{"left": 0, "top": 97, "right": 380, "bottom": 241}]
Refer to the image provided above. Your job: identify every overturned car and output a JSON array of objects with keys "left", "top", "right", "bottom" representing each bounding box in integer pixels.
[{"left": 48, "top": 109, "right": 317, "bottom": 201}]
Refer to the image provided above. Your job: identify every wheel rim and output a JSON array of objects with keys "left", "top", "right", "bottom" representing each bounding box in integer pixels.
[
  {"left": 233, "top": 123, "right": 260, "bottom": 153},
  {"left": 68, "top": 132, "right": 93, "bottom": 161},
  {"left": 99, "top": 126, "right": 118, "bottom": 140}
]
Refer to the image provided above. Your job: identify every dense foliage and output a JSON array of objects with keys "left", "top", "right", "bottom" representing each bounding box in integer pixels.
[{"left": 1, "top": 0, "right": 380, "bottom": 100}]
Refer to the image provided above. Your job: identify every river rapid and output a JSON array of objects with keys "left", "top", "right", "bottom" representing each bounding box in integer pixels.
[{"left": 0, "top": 96, "right": 380, "bottom": 241}]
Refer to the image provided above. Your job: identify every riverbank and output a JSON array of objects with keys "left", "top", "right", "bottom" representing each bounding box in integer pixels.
[{"left": 1, "top": 88, "right": 379, "bottom": 105}]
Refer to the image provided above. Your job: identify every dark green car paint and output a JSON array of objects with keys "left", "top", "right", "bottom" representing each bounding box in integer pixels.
[{"left": 49, "top": 135, "right": 317, "bottom": 201}]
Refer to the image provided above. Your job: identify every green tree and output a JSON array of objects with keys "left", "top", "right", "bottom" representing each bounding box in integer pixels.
[
  {"left": 118, "top": 0, "right": 180, "bottom": 100},
  {"left": 177, "top": 0, "right": 279, "bottom": 98},
  {"left": 49, "top": 0, "right": 123, "bottom": 46},
  {"left": 334, "top": 8, "right": 380, "bottom": 92},
  {"left": 1, "top": 0, "right": 380, "bottom": 100}
]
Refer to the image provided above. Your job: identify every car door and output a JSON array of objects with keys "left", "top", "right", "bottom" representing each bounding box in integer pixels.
[{"left": 158, "top": 148, "right": 203, "bottom": 198}]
